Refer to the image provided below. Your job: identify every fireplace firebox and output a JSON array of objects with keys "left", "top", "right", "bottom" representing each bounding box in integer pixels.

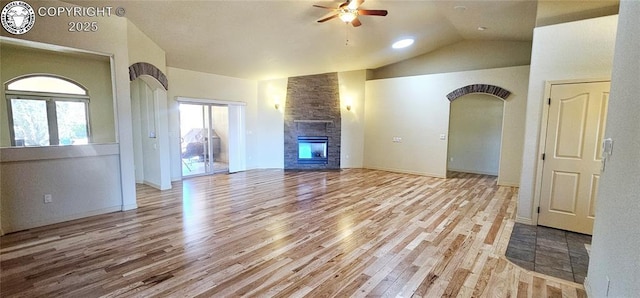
[{"left": 297, "top": 136, "right": 328, "bottom": 164}]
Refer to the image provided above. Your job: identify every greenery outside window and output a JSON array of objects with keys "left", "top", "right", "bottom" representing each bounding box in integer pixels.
[{"left": 6, "top": 75, "right": 91, "bottom": 147}]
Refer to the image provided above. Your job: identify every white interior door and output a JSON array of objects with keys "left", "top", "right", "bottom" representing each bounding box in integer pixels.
[{"left": 538, "top": 81, "right": 610, "bottom": 235}]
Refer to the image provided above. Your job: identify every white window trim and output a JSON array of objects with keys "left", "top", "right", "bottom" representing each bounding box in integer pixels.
[{"left": 5, "top": 75, "right": 92, "bottom": 147}]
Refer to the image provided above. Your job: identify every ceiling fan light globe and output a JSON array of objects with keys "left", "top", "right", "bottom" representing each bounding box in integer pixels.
[{"left": 339, "top": 11, "right": 357, "bottom": 23}]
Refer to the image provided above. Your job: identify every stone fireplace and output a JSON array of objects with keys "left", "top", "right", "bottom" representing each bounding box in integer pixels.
[{"left": 284, "top": 73, "right": 341, "bottom": 170}]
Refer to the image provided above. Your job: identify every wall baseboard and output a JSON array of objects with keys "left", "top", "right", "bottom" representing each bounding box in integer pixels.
[
  {"left": 122, "top": 203, "right": 138, "bottom": 211},
  {"left": 447, "top": 168, "right": 498, "bottom": 176},
  {"left": 3, "top": 206, "right": 121, "bottom": 234},
  {"left": 142, "top": 180, "right": 172, "bottom": 190},
  {"left": 515, "top": 216, "right": 534, "bottom": 225},
  {"left": 363, "top": 166, "right": 446, "bottom": 178},
  {"left": 497, "top": 179, "right": 519, "bottom": 187},
  {"left": 583, "top": 276, "right": 593, "bottom": 297}
]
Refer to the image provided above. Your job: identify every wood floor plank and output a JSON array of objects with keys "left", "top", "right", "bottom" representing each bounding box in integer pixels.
[{"left": 0, "top": 169, "right": 586, "bottom": 297}]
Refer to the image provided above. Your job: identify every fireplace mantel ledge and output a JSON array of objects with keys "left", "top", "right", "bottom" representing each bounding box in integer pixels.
[{"left": 293, "top": 120, "right": 333, "bottom": 123}]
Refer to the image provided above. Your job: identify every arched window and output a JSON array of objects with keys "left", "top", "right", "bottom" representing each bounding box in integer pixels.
[{"left": 5, "top": 75, "right": 91, "bottom": 147}]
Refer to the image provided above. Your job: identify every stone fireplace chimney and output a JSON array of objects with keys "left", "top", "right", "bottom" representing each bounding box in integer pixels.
[{"left": 284, "top": 73, "right": 341, "bottom": 170}]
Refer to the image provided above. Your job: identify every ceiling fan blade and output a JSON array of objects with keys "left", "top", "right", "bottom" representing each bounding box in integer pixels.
[
  {"left": 358, "top": 9, "right": 388, "bottom": 16},
  {"left": 313, "top": 5, "right": 335, "bottom": 10},
  {"left": 351, "top": 17, "right": 362, "bottom": 27},
  {"left": 317, "top": 12, "right": 339, "bottom": 23}
]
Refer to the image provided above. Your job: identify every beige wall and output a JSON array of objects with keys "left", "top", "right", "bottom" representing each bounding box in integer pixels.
[
  {"left": 448, "top": 94, "right": 503, "bottom": 176},
  {"left": 127, "top": 20, "right": 166, "bottom": 73},
  {"left": 370, "top": 40, "right": 532, "bottom": 80},
  {"left": 517, "top": 15, "right": 618, "bottom": 224},
  {"left": 0, "top": 44, "right": 115, "bottom": 146},
  {"left": 338, "top": 70, "right": 366, "bottom": 168},
  {"left": 255, "top": 78, "right": 287, "bottom": 168},
  {"left": 364, "top": 66, "right": 529, "bottom": 185},
  {"left": 535, "top": 1, "right": 619, "bottom": 27},
  {"left": 587, "top": 2, "right": 640, "bottom": 295}
]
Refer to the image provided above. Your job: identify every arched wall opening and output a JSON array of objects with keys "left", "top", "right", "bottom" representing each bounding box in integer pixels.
[
  {"left": 446, "top": 84, "right": 510, "bottom": 177},
  {"left": 448, "top": 94, "right": 504, "bottom": 175}
]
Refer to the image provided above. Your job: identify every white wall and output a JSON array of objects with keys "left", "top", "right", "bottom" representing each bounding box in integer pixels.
[
  {"left": 167, "top": 67, "right": 258, "bottom": 179},
  {"left": 586, "top": 2, "right": 640, "bottom": 296},
  {"left": 448, "top": 94, "right": 503, "bottom": 175},
  {"left": 130, "top": 81, "right": 144, "bottom": 183},
  {"left": 255, "top": 78, "right": 287, "bottom": 169},
  {"left": 338, "top": 70, "right": 366, "bottom": 168},
  {"left": 370, "top": 40, "right": 532, "bottom": 80},
  {"left": 364, "top": 75, "right": 449, "bottom": 177},
  {"left": 364, "top": 66, "right": 529, "bottom": 184},
  {"left": 517, "top": 15, "right": 618, "bottom": 224},
  {"left": 0, "top": 145, "right": 122, "bottom": 233}
]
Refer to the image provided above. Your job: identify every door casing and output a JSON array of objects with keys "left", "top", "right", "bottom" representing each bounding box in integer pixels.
[{"left": 532, "top": 78, "right": 610, "bottom": 233}]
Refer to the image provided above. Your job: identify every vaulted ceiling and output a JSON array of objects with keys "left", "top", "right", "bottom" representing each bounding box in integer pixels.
[{"left": 68, "top": 1, "right": 617, "bottom": 80}]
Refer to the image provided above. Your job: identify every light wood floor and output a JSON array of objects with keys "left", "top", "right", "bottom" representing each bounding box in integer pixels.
[{"left": 0, "top": 169, "right": 586, "bottom": 297}]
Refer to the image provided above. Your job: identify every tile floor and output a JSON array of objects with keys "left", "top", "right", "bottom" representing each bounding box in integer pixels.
[{"left": 506, "top": 223, "right": 592, "bottom": 283}]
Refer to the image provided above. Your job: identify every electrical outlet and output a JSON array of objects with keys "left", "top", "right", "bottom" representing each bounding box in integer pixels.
[
  {"left": 44, "top": 194, "right": 52, "bottom": 204},
  {"left": 440, "top": 134, "right": 447, "bottom": 140}
]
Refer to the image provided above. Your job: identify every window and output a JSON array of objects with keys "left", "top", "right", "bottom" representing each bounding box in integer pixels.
[{"left": 6, "top": 75, "right": 90, "bottom": 146}]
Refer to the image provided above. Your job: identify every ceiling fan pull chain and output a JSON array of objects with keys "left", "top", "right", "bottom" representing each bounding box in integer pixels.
[{"left": 345, "top": 24, "right": 350, "bottom": 46}]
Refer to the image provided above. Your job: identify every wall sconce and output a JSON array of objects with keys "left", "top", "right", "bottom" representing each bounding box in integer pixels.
[
  {"left": 274, "top": 96, "right": 281, "bottom": 110},
  {"left": 346, "top": 104, "right": 352, "bottom": 111}
]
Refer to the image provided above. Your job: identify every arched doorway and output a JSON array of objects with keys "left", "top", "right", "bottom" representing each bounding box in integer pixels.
[
  {"left": 129, "top": 63, "right": 171, "bottom": 190},
  {"left": 446, "top": 84, "right": 510, "bottom": 177},
  {"left": 448, "top": 94, "right": 504, "bottom": 175}
]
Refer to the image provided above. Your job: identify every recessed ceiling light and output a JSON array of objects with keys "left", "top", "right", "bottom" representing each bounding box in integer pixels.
[
  {"left": 454, "top": 6, "right": 466, "bottom": 12},
  {"left": 392, "top": 38, "right": 414, "bottom": 49},
  {"left": 477, "top": 26, "right": 488, "bottom": 31}
]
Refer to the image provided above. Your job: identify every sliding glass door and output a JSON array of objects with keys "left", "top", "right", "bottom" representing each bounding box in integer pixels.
[{"left": 179, "top": 103, "right": 229, "bottom": 177}]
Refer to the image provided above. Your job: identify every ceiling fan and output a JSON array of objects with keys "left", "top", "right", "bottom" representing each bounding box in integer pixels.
[{"left": 313, "top": 0, "right": 388, "bottom": 27}]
